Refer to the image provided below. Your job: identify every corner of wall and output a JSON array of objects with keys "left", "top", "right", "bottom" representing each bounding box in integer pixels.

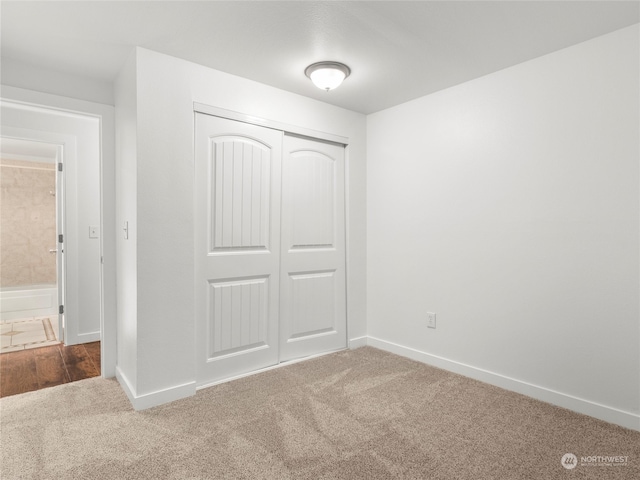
[
  {"left": 114, "top": 49, "right": 139, "bottom": 393},
  {"left": 367, "top": 337, "right": 640, "bottom": 432},
  {"left": 348, "top": 336, "right": 368, "bottom": 349},
  {"left": 365, "top": 26, "right": 639, "bottom": 431},
  {"left": 116, "top": 366, "right": 196, "bottom": 411}
]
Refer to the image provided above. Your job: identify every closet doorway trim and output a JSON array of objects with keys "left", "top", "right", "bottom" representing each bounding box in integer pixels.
[{"left": 193, "top": 103, "right": 349, "bottom": 146}]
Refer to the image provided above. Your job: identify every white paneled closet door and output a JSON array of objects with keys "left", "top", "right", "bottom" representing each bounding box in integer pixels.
[
  {"left": 279, "top": 134, "right": 347, "bottom": 362},
  {"left": 195, "top": 114, "right": 283, "bottom": 385},
  {"left": 195, "top": 113, "right": 347, "bottom": 386}
]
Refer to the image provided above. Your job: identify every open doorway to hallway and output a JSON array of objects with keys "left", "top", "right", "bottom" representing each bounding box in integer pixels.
[
  {"left": 0, "top": 137, "right": 100, "bottom": 397},
  {"left": 0, "top": 135, "right": 101, "bottom": 396},
  {"left": 0, "top": 97, "right": 110, "bottom": 394}
]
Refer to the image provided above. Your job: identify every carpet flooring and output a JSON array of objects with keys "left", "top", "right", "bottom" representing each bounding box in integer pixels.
[{"left": 1, "top": 347, "right": 638, "bottom": 479}]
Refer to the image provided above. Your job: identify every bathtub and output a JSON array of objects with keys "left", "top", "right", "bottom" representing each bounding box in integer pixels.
[{"left": 0, "top": 284, "right": 58, "bottom": 322}]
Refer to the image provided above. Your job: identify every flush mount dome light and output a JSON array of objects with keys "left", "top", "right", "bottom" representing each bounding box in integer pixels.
[{"left": 305, "top": 61, "right": 351, "bottom": 91}]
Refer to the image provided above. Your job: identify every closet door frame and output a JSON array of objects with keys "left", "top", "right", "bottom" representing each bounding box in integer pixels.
[
  {"left": 194, "top": 104, "right": 349, "bottom": 146},
  {"left": 194, "top": 103, "right": 351, "bottom": 387}
]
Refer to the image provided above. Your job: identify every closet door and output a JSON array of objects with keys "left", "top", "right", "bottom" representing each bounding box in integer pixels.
[
  {"left": 195, "top": 114, "right": 283, "bottom": 385},
  {"left": 279, "top": 134, "right": 347, "bottom": 362}
]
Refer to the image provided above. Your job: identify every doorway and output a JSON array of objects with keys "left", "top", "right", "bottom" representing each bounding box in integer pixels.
[
  {"left": 0, "top": 138, "right": 63, "bottom": 345},
  {"left": 0, "top": 137, "right": 102, "bottom": 396},
  {"left": 195, "top": 113, "right": 347, "bottom": 386},
  {"left": 0, "top": 97, "right": 108, "bottom": 394}
]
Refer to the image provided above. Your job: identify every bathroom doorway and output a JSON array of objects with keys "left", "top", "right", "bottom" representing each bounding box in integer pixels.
[{"left": 0, "top": 137, "right": 64, "bottom": 351}]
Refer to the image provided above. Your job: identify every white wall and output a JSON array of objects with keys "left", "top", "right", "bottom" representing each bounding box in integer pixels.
[
  {"left": 1, "top": 58, "right": 114, "bottom": 106},
  {"left": 114, "top": 52, "right": 138, "bottom": 391},
  {"left": 115, "top": 47, "right": 367, "bottom": 408},
  {"left": 1, "top": 99, "right": 103, "bottom": 345},
  {"left": 367, "top": 25, "right": 639, "bottom": 430}
]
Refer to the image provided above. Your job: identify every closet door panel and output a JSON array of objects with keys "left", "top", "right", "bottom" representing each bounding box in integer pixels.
[
  {"left": 280, "top": 135, "right": 347, "bottom": 362},
  {"left": 195, "top": 114, "right": 282, "bottom": 386}
]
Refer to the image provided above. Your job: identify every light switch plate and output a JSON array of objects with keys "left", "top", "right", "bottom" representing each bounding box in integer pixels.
[{"left": 89, "top": 226, "right": 99, "bottom": 238}]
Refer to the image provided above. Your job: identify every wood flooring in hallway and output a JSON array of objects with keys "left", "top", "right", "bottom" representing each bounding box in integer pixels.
[{"left": 0, "top": 341, "right": 100, "bottom": 398}]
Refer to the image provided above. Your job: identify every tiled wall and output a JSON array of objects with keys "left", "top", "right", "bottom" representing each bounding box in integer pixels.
[{"left": 0, "top": 159, "right": 57, "bottom": 288}]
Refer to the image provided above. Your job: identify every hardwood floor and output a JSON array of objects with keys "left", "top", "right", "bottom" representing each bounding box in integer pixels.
[{"left": 0, "top": 341, "right": 100, "bottom": 398}]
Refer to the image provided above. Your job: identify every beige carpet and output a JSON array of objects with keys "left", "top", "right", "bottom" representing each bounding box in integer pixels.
[{"left": 1, "top": 347, "right": 638, "bottom": 479}]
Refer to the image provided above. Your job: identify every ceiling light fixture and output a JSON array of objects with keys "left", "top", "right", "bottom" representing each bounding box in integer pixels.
[{"left": 305, "top": 61, "right": 351, "bottom": 91}]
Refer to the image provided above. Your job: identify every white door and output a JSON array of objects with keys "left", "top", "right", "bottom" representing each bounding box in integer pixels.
[
  {"left": 279, "top": 134, "right": 347, "bottom": 362},
  {"left": 195, "top": 114, "right": 283, "bottom": 386}
]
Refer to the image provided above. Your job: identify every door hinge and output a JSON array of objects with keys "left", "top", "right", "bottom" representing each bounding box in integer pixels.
[
  {"left": 59, "top": 305, "right": 64, "bottom": 314},
  {"left": 58, "top": 163, "right": 63, "bottom": 172},
  {"left": 58, "top": 234, "right": 64, "bottom": 243}
]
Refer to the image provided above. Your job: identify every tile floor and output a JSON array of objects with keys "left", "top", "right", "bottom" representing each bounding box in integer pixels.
[{"left": 0, "top": 317, "right": 61, "bottom": 353}]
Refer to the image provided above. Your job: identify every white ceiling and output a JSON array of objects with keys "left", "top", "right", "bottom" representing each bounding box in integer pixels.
[{"left": 1, "top": 1, "right": 638, "bottom": 114}]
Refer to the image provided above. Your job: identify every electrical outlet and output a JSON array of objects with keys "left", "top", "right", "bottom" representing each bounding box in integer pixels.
[{"left": 427, "top": 312, "right": 437, "bottom": 329}]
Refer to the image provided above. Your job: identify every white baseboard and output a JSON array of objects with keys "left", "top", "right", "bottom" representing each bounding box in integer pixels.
[
  {"left": 349, "top": 336, "right": 368, "bottom": 349},
  {"left": 367, "top": 336, "right": 640, "bottom": 432},
  {"left": 115, "top": 366, "right": 136, "bottom": 407},
  {"left": 76, "top": 331, "right": 100, "bottom": 343},
  {"left": 115, "top": 366, "right": 196, "bottom": 411}
]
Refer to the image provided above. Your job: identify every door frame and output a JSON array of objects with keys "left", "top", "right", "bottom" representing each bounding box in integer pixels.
[
  {"left": 0, "top": 135, "right": 62, "bottom": 326},
  {"left": 1, "top": 128, "right": 73, "bottom": 339},
  {"left": 193, "top": 104, "right": 352, "bottom": 388},
  {"left": 54, "top": 144, "right": 66, "bottom": 342},
  {"left": 193, "top": 104, "right": 349, "bottom": 146},
  {"left": 1, "top": 88, "right": 116, "bottom": 378}
]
